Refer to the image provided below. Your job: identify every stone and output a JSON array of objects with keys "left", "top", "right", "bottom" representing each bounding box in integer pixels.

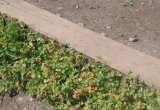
[
  {"left": 30, "top": 98, "right": 34, "bottom": 102},
  {"left": 140, "top": 2, "right": 145, "bottom": 5},
  {"left": 55, "top": 13, "right": 62, "bottom": 17},
  {"left": 118, "top": 33, "right": 124, "bottom": 37},
  {"left": 129, "top": 35, "right": 138, "bottom": 42},
  {"left": 78, "top": 22, "right": 85, "bottom": 27},
  {"left": 76, "top": 5, "right": 79, "bottom": 9},
  {"left": 89, "top": 6, "right": 95, "bottom": 9},
  {"left": 100, "top": 33, "right": 108, "bottom": 37},
  {"left": 57, "top": 7, "right": 63, "bottom": 10},
  {"left": 105, "top": 26, "right": 112, "bottom": 30}
]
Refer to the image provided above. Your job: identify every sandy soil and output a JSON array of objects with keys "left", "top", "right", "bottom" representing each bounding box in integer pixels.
[{"left": 24, "top": 0, "right": 160, "bottom": 58}]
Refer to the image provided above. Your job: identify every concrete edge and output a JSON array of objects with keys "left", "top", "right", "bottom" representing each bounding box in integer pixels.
[{"left": 0, "top": 0, "right": 160, "bottom": 88}]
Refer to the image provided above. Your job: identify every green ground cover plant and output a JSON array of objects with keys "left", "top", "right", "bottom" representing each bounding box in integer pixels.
[
  {"left": 124, "top": 0, "right": 133, "bottom": 6},
  {"left": 0, "top": 14, "right": 160, "bottom": 110}
]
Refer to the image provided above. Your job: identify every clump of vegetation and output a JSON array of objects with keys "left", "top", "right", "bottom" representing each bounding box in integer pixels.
[
  {"left": 0, "top": 14, "right": 160, "bottom": 110},
  {"left": 124, "top": 0, "right": 133, "bottom": 6}
]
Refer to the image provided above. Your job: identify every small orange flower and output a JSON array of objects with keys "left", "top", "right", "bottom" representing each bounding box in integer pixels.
[
  {"left": 89, "top": 73, "right": 94, "bottom": 79},
  {"left": 31, "top": 74, "right": 36, "bottom": 78},
  {"left": 123, "top": 102, "right": 127, "bottom": 106},
  {"left": 47, "top": 46, "right": 51, "bottom": 50},
  {"left": 83, "top": 88, "right": 87, "bottom": 91},
  {"left": 98, "top": 95, "right": 101, "bottom": 99},
  {"left": 67, "top": 57, "right": 71, "bottom": 61},
  {"left": 88, "top": 89, "right": 92, "bottom": 93},
  {"left": 58, "top": 94, "right": 63, "bottom": 99},
  {"left": 69, "top": 107, "right": 73, "bottom": 110},
  {"left": 142, "top": 103, "right": 145, "bottom": 106},
  {"left": 49, "top": 49, "right": 54, "bottom": 53},
  {"left": 134, "top": 95, "right": 137, "bottom": 100},
  {"left": 73, "top": 79, "right": 76, "bottom": 83},
  {"left": 44, "top": 74, "right": 48, "bottom": 79},
  {"left": 61, "top": 90, "right": 64, "bottom": 92},
  {"left": 51, "top": 75, "right": 56, "bottom": 80},
  {"left": 89, "top": 82, "right": 93, "bottom": 86},
  {"left": 136, "top": 105, "right": 141, "bottom": 110},
  {"left": 116, "top": 95, "right": 120, "bottom": 100},
  {"left": 129, "top": 80, "right": 133, "bottom": 85},
  {"left": 1, "top": 73, "right": 5, "bottom": 79},
  {"left": 58, "top": 50, "right": 62, "bottom": 55},
  {"left": 54, "top": 59, "right": 58, "bottom": 62},
  {"left": 15, "top": 81, "right": 19, "bottom": 87},
  {"left": 85, "top": 102, "right": 89, "bottom": 106},
  {"left": 110, "top": 95, "right": 114, "bottom": 99},
  {"left": 108, "top": 102, "right": 111, "bottom": 107},
  {"left": 41, "top": 63, "right": 45, "bottom": 67},
  {"left": 13, "top": 63, "right": 17, "bottom": 67},
  {"left": 73, "top": 94, "right": 77, "bottom": 99},
  {"left": 148, "top": 93, "right": 154, "bottom": 96},
  {"left": 94, "top": 87, "right": 98, "bottom": 91},
  {"left": 102, "top": 108, "right": 106, "bottom": 110},
  {"left": 88, "top": 86, "right": 92, "bottom": 90},
  {"left": 52, "top": 89, "right": 56, "bottom": 93},
  {"left": 41, "top": 85, "right": 46, "bottom": 90},
  {"left": 77, "top": 89, "right": 82, "bottom": 94},
  {"left": 122, "top": 97, "right": 126, "bottom": 101},
  {"left": 75, "top": 55, "right": 79, "bottom": 61},
  {"left": 31, "top": 64, "right": 35, "bottom": 67},
  {"left": 20, "top": 60, "right": 24, "bottom": 63},
  {"left": 27, "top": 71, "right": 31, "bottom": 75},
  {"left": 60, "top": 64, "right": 64, "bottom": 68},
  {"left": 76, "top": 104, "right": 80, "bottom": 108},
  {"left": 81, "top": 71, "right": 87, "bottom": 76}
]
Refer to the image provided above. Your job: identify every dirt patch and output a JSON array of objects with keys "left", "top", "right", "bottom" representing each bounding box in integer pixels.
[
  {"left": 24, "top": 0, "right": 160, "bottom": 58},
  {"left": 0, "top": 92, "right": 49, "bottom": 110}
]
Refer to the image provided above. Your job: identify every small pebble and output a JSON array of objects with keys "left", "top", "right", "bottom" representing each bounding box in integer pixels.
[
  {"left": 100, "top": 33, "right": 108, "bottom": 37},
  {"left": 105, "top": 26, "right": 112, "bottom": 30},
  {"left": 55, "top": 13, "right": 62, "bottom": 17},
  {"left": 76, "top": 5, "right": 79, "bottom": 9},
  {"left": 57, "top": 6, "right": 63, "bottom": 10},
  {"left": 89, "top": 6, "right": 95, "bottom": 9},
  {"left": 140, "top": 2, "right": 145, "bottom": 5},
  {"left": 118, "top": 33, "right": 124, "bottom": 37},
  {"left": 129, "top": 35, "right": 138, "bottom": 42},
  {"left": 30, "top": 98, "right": 34, "bottom": 102},
  {"left": 78, "top": 22, "right": 85, "bottom": 27}
]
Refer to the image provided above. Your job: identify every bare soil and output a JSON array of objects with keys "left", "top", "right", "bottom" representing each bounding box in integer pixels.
[
  {"left": 0, "top": 92, "right": 49, "bottom": 110},
  {"left": 24, "top": 0, "right": 160, "bottom": 58}
]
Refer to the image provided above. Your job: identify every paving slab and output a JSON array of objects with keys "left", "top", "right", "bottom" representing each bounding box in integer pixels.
[{"left": 0, "top": 0, "right": 160, "bottom": 88}]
